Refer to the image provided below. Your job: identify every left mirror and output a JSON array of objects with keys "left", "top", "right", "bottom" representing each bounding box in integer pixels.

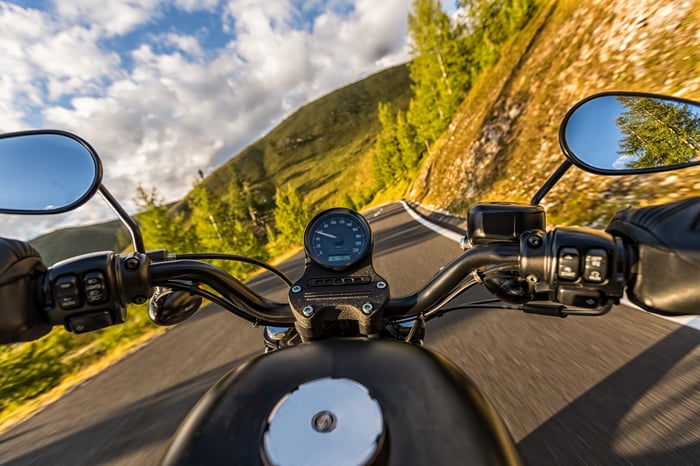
[{"left": 0, "top": 130, "right": 102, "bottom": 214}]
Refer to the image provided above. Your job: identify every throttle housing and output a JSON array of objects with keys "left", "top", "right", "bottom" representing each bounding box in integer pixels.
[{"left": 519, "top": 227, "right": 627, "bottom": 313}]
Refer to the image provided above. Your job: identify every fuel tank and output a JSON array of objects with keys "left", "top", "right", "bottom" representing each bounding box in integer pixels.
[{"left": 161, "top": 338, "right": 521, "bottom": 465}]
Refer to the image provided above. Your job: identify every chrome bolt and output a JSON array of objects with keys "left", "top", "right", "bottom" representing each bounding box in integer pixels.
[
  {"left": 376, "top": 281, "right": 387, "bottom": 289},
  {"left": 302, "top": 306, "right": 314, "bottom": 317},
  {"left": 291, "top": 285, "right": 302, "bottom": 293},
  {"left": 125, "top": 257, "right": 140, "bottom": 271},
  {"left": 362, "top": 303, "right": 373, "bottom": 314},
  {"left": 527, "top": 235, "right": 542, "bottom": 248},
  {"left": 526, "top": 274, "right": 539, "bottom": 283},
  {"left": 311, "top": 411, "right": 337, "bottom": 433}
]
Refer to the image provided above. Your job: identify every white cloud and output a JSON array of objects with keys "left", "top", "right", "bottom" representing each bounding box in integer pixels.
[
  {"left": 173, "top": 0, "right": 220, "bottom": 12},
  {"left": 1, "top": 0, "right": 413, "bottom": 239},
  {"left": 161, "top": 33, "right": 205, "bottom": 58},
  {"left": 53, "top": 0, "right": 162, "bottom": 37}
]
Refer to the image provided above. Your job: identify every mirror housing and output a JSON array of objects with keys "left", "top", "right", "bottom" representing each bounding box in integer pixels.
[
  {"left": 560, "top": 92, "right": 700, "bottom": 175},
  {"left": 0, "top": 130, "right": 102, "bottom": 214}
]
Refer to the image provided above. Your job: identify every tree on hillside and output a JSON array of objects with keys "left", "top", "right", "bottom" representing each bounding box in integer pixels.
[
  {"left": 189, "top": 180, "right": 267, "bottom": 275},
  {"left": 408, "top": 0, "right": 470, "bottom": 148},
  {"left": 273, "top": 184, "right": 310, "bottom": 246},
  {"left": 616, "top": 96, "right": 700, "bottom": 169},
  {"left": 134, "top": 185, "right": 197, "bottom": 252},
  {"left": 371, "top": 0, "right": 538, "bottom": 193},
  {"left": 226, "top": 166, "right": 261, "bottom": 225},
  {"left": 373, "top": 103, "right": 402, "bottom": 188}
]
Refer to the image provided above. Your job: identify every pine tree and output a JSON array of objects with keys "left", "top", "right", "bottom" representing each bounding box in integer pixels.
[
  {"left": 189, "top": 180, "right": 267, "bottom": 275},
  {"left": 407, "top": 0, "right": 462, "bottom": 147},
  {"left": 616, "top": 96, "right": 700, "bottom": 169},
  {"left": 273, "top": 184, "right": 310, "bottom": 246},
  {"left": 373, "top": 103, "right": 402, "bottom": 187},
  {"left": 396, "top": 110, "right": 422, "bottom": 173},
  {"left": 134, "top": 185, "right": 197, "bottom": 252}
]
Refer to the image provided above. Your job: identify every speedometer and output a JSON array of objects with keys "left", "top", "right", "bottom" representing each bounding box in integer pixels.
[{"left": 304, "top": 208, "right": 372, "bottom": 270}]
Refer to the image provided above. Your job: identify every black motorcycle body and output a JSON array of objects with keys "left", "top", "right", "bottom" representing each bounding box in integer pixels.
[{"left": 163, "top": 339, "right": 519, "bottom": 465}]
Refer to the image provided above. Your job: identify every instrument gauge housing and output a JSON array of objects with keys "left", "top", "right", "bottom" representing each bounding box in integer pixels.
[{"left": 304, "top": 208, "right": 372, "bottom": 271}]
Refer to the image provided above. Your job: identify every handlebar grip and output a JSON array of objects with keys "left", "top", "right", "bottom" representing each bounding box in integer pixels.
[
  {"left": 0, "top": 238, "right": 50, "bottom": 343},
  {"left": 606, "top": 197, "right": 700, "bottom": 315}
]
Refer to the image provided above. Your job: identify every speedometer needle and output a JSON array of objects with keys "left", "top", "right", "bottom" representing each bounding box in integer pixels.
[{"left": 315, "top": 231, "right": 339, "bottom": 239}]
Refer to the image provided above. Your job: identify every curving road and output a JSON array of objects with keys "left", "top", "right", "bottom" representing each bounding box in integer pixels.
[{"left": 0, "top": 202, "right": 698, "bottom": 465}]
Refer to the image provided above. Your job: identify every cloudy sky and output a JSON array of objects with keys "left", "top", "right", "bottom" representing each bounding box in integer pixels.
[{"left": 0, "top": 0, "right": 455, "bottom": 240}]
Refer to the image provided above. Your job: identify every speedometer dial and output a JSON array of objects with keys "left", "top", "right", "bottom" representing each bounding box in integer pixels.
[{"left": 304, "top": 208, "right": 372, "bottom": 270}]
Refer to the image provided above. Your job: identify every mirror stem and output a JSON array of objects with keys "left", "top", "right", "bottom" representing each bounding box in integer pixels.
[
  {"left": 530, "top": 160, "right": 572, "bottom": 205},
  {"left": 98, "top": 185, "right": 146, "bottom": 253}
]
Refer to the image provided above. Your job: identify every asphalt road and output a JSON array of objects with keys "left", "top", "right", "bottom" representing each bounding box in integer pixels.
[{"left": 0, "top": 202, "right": 698, "bottom": 465}]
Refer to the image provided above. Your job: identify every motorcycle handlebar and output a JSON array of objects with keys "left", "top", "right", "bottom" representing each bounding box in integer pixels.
[
  {"left": 150, "top": 260, "right": 292, "bottom": 325},
  {"left": 384, "top": 243, "right": 521, "bottom": 317},
  {"left": 40, "top": 226, "right": 631, "bottom": 334}
]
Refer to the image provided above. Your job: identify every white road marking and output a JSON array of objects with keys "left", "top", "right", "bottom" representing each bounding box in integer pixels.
[
  {"left": 400, "top": 201, "right": 699, "bottom": 331},
  {"left": 399, "top": 200, "right": 464, "bottom": 243}
]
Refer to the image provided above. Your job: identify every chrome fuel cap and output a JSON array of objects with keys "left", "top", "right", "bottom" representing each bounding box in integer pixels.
[{"left": 262, "top": 377, "right": 384, "bottom": 466}]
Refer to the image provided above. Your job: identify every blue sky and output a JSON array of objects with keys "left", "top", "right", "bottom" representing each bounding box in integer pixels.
[{"left": 0, "top": 0, "right": 460, "bottom": 239}]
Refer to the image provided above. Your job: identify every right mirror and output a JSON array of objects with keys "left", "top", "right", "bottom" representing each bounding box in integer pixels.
[{"left": 561, "top": 92, "right": 700, "bottom": 174}]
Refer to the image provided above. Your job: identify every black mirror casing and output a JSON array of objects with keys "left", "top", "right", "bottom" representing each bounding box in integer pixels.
[
  {"left": 560, "top": 92, "right": 700, "bottom": 175},
  {"left": 0, "top": 129, "right": 103, "bottom": 215}
]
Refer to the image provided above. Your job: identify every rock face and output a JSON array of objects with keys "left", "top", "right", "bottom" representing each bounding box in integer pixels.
[{"left": 411, "top": 0, "right": 700, "bottom": 226}]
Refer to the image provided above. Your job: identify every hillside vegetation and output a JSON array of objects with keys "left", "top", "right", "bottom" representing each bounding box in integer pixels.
[
  {"left": 410, "top": 0, "right": 700, "bottom": 227},
  {"left": 195, "top": 62, "right": 413, "bottom": 217}
]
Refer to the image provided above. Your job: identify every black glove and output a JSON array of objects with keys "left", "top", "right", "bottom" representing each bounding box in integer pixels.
[
  {"left": 0, "top": 238, "right": 50, "bottom": 343},
  {"left": 606, "top": 196, "right": 700, "bottom": 315}
]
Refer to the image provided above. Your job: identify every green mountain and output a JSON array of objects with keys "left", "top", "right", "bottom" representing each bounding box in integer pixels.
[
  {"left": 30, "top": 220, "right": 128, "bottom": 266},
  {"left": 30, "top": 64, "right": 412, "bottom": 264},
  {"left": 197, "top": 63, "right": 412, "bottom": 214}
]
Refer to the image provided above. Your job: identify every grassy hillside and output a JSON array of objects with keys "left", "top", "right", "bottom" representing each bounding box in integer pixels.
[
  {"left": 193, "top": 63, "right": 412, "bottom": 216},
  {"left": 410, "top": 0, "right": 700, "bottom": 227}
]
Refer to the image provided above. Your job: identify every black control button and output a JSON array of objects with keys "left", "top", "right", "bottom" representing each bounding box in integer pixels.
[
  {"left": 84, "top": 271, "right": 108, "bottom": 305},
  {"left": 583, "top": 249, "right": 608, "bottom": 283},
  {"left": 55, "top": 274, "right": 81, "bottom": 310},
  {"left": 68, "top": 311, "right": 113, "bottom": 333},
  {"left": 557, "top": 248, "right": 580, "bottom": 281},
  {"left": 557, "top": 288, "right": 602, "bottom": 308}
]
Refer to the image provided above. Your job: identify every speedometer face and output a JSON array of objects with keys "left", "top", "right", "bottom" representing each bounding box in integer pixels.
[{"left": 304, "top": 209, "right": 371, "bottom": 270}]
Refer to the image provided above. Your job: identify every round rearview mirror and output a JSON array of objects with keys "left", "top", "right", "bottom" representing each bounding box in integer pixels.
[
  {"left": 560, "top": 92, "right": 700, "bottom": 175},
  {"left": 0, "top": 130, "right": 102, "bottom": 214}
]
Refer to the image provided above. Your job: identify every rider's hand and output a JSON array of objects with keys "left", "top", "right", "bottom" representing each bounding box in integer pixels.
[
  {"left": 606, "top": 197, "right": 700, "bottom": 315},
  {"left": 0, "top": 237, "right": 50, "bottom": 343}
]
